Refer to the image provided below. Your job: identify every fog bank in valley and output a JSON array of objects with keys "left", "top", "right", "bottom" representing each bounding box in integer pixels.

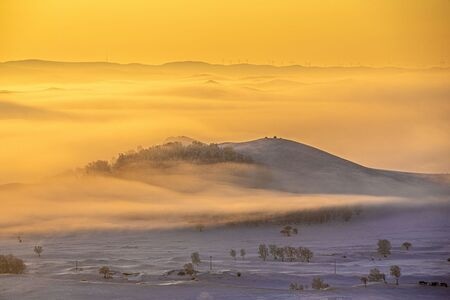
[{"left": 1, "top": 168, "right": 447, "bottom": 236}]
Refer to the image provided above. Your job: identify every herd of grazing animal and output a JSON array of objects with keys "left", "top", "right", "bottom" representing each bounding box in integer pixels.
[{"left": 418, "top": 281, "right": 447, "bottom": 288}]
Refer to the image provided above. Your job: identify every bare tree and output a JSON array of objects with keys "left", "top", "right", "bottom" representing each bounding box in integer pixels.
[
  {"left": 292, "top": 228, "right": 298, "bottom": 235},
  {"left": 276, "top": 247, "right": 285, "bottom": 262},
  {"left": 390, "top": 265, "right": 401, "bottom": 285},
  {"left": 230, "top": 249, "right": 237, "bottom": 260},
  {"left": 99, "top": 266, "right": 111, "bottom": 279},
  {"left": 284, "top": 246, "right": 296, "bottom": 262},
  {"left": 269, "top": 244, "right": 278, "bottom": 260},
  {"left": 34, "top": 245, "right": 43, "bottom": 257},
  {"left": 360, "top": 276, "right": 368, "bottom": 287},
  {"left": 240, "top": 249, "right": 246, "bottom": 260},
  {"left": 401, "top": 242, "right": 412, "bottom": 250},
  {"left": 191, "top": 252, "right": 201, "bottom": 266},
  {"left": 294, "top": 247, "right": 301, "bottom": 261},
  {"left": 258, "top": 244, "right": 268, "bottom": 261},
  {"left": 300, "top": 247, "right": 313, "bottom": 262},
  {"left": 289, "top": 282, "right": 304, "bottom": 290},
  {"left": 377, "top": 239, "right": 391, "bottom": 257}
]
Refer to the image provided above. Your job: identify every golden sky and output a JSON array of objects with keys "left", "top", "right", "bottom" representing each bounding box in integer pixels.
[
  {"left": 0, "top": 0, "right": 449, "bottom": 182},
  {"left": 1, "top": 0, "right": 449, "bottom": 67}
]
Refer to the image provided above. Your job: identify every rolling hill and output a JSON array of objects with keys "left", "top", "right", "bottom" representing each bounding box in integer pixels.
[
  {"left": 82, "top": 136, "right": 449, "bottom": 197},
  {"left": 221, "top": 137, "right": 449, "bottom": 196}
]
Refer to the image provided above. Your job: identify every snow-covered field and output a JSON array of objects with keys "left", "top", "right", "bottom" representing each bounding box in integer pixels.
[{"left": 1, "top": 206, "right": 449, "bottom": 300}]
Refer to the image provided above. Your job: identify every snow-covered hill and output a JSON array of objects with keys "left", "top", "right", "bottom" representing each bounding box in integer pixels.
[{"left": 221, "top": 137, "right": 449, "bottom": 196}]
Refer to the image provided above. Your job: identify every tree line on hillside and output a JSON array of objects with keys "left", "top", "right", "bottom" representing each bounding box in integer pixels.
[
  {"left": 224, "top": 206, "right": 361, "bottom": 227},
  {"left": 84, "top": 141, "right": 254, "bottom": 174}
]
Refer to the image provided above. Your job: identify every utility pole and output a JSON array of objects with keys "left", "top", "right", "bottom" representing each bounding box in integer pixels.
[
  {"left": 209, "top": 256, "right": 212, "bottom": 272},
  {"left": 334, "top": 259, "right": 337, "bottom": 275}
]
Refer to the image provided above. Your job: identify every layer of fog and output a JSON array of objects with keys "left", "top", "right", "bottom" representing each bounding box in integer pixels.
[
  {"left": 0, "top": 62, "right": 449, "bottom": 183},
  {"left": 1, "top": 164, "right": 448, "bottom": 236}
]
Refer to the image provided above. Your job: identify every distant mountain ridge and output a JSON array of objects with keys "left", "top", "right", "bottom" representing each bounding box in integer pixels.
[{"left": 3, "top": 59, "right": 443, "bottom": 72}]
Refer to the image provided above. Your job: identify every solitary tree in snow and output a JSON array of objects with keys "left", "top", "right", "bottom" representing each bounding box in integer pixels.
[
  {"left": 401, "top": 242, "right": 412, "bottom": 250},
  {"left": 191, "top": 252, "right": 201, "bottom": 266},
  {"left": 377, "top": 239, "right": 391, "bottom": 257},
  {"left": 360, "top": 276, "right": 368, "bottom": 287},
  {"left": 34, "top": 245, "right": 43, "bottom": 257},
  {"left": 258, "top": 244, "right": 268, "bottom": 261},
  {"left": 280, "top": 225, "right": 292, "bottom": 236},
  {"left": 240, "top": 249, "right": 246, "bottom": 260},
  {"left": 230, "top": 249, "right": 237, "bottom": 260},
  {"left": 390, "top": 265, "right": 401, "bottom": 285},
  {"left": 99, "top": 266, "right": 111, "bottom": 279}
]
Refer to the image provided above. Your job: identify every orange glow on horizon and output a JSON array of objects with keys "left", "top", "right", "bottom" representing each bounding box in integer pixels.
[{"left": 1, "top": 0, "right": 449, "bottom": 67}]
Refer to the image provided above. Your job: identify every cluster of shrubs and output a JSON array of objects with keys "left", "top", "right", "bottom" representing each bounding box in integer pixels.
[
  {"left": 258, "top": 244, "right": 313, "bottom": 262},
  {"left": 84, "top": 141, "right": 253, "bottom": 174},
  {"left": 312, "top": 277, "right": 330, "bottom": 290},
  {"left": 290, "top": 277, "right": 329, "bottom": 291},
  {"left": 0, "top": 254, "right": 26, "bottom": 274},
  {"left": 360, "top": 266, "right": 402, "bottom": 286},
  {"left": 0, "top": 244, "right": 44, "bottom": 275},
  {"left": 229, "top": 249, "right": 246, "bottom": 260},
  {"left": 99, "top": 266, "right": 113, "bottom": 279},
  {"left": 368, "top": 268, "right": 386, "bottom": 282},
  {"left": 176, "top": 252, "right": 201, "bottom": 278},
  {"left": 376, "top": 239, "right": 412, "bottom": 257}
]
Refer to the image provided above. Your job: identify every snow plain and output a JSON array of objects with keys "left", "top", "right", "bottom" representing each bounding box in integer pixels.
[{"left": 1, "top": 206, "right": 449, "bottom": 300}]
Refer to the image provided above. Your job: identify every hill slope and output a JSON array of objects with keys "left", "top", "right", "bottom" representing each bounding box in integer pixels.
[{"left": 221, "top": 138, "right": 449, "bottom": 196}]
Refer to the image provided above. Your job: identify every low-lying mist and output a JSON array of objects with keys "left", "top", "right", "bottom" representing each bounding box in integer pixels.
[{"left": 1, "top": 165, "right": 447, "bottom": 236}]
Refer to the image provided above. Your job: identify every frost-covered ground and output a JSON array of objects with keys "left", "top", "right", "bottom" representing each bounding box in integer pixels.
[{"left": 1, "top": 207, "right": 449, "bottom": 300}]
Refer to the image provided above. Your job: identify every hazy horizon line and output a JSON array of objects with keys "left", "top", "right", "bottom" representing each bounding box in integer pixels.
[{"left": 2, "top": 58, "right": 449, "bottom": 71}]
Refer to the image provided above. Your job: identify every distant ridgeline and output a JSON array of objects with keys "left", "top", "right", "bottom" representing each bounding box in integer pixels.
[{"left": 84, "top": 141, "right": 253, "bottom": 174}]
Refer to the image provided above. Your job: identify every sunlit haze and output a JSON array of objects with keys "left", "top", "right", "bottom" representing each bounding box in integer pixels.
[{"left": 1, "top": 0, "right": 449, "bottom": 67}]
